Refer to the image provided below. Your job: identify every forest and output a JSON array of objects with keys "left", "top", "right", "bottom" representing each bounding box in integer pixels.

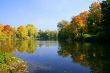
[
  {"left": 0, "top": 24, "right": 38, "bottom": 40},
  {"left": 0, "top": 24, "right": 58, "bottom": 40},
  {"left": 57, "top": 0, "right": 110, "bottom": 42}
]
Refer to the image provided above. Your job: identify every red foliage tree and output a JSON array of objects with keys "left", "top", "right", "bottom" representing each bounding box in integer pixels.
[{"left": 4, "top": 25, "right": 11, "bottom": 33}]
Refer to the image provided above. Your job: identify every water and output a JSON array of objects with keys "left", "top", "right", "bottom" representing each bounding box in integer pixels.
[{"left": 0, "top": 40, "right": 110, "bottom": 73}]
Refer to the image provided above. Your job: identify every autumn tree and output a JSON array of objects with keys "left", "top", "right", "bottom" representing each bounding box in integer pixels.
[
  {"left": 11, "top": 27, "right": 17, "bottom": 38},
  {"left": 0, "top": 24, "right": 5, "bottom": 39},
  {"left": 88, "top": 2, "right": 102, "bottom": 34},
  {"left": 57, "top": 1, "right": 110, "bottom": 41},
  {"left": 4, "top": 25, "right": 11, "bottom": 32},
  {"left": 0, "top": 24, "right": 38, "bottom": 40},
  {"left": 3, "top": 25, "right": 12, "bottom": 38},
  {"left": 26, "top": 24, "right": 38, "bottom": 38},
  {"left": 17, "top": 26, "right": 28, "bottom": 39},
  {"left": 71, "top": 11, "right": 90, "bottom": 39},
  {"left": 0, "top": 24, "right": 4, "bottom": 31}
]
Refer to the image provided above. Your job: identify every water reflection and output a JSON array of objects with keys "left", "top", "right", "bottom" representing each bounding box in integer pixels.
[
  {"left": 38, "top": 41, "right": 58, "bottom": 48},
  {"left": 0, "top": 40, "right": 110, "bottom": 73},
  {"left": 58, "top": 41, "right": 110, "bottom": 73},
  {"left": 0, "top": 39, "right": 37, "bottom": 53},
  {"left": 0, "top": 39, "right": 38, "bottom": 73},
  {"left": 16, "top": 40, "right": 37, "bottom": 53}
]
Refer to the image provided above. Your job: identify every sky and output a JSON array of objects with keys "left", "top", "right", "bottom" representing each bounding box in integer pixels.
[{"left": 0, "top": 0, "right": 101, "bottom": 30}]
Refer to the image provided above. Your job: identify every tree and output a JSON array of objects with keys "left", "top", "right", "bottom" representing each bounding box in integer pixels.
[
  {"left": 0, "top": 24, "right": 38, "bottom": 40},
  {"left": 101, "top": 0, "right": 110, "bottom": 40},
  {"left": 57, "top": 20, "right": 69, "bottom": 31},
  {"left": 3, "top": 25, "right": 12, "bottom": 37},
  {"left": 88, "top": 2, "right": 102, "bottom": 34},
  {"left": 17, "top": 26, "right": 28, "bottom": 39},
  {"left": 89, "top": 2, "right": 101, "bottom": 12},
  {"left": 0, "top": 24, "right": 4, "bottom": 31},
  {"left": 57, "top": 20, "right": 72, "bottom": 41},
  {"left": 38, "top": 30, "right": 58, "bottom": 40},
  {"left": 11, "top": 27, "right": 17, "bottom": 38},
  {"left": 26, "top": 24, "right": 38, "bottom": 38},
  {"left": 0, "top": 24, "right": 5, "bottom": 39},
  {"left": 4, "top": 25, "right": 11, "bottom": 33},
  {"left": 71, "top": 11, "right": 89, "bottom": 39}
]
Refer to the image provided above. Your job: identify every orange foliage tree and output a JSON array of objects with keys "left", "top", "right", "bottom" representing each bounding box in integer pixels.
[
  {"left": 3, "top": 25, "right": 12, "bottom": 37},
  {"left": 0, "top": 24, "right": 4, "bottom": 31},
  {"left": 4, "top": 25, "right": 11, "bottom": 32}
]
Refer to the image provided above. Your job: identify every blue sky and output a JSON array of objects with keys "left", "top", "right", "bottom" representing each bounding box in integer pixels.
[{"left": 0, "top": 0, "right": 101, "bottom": 30}]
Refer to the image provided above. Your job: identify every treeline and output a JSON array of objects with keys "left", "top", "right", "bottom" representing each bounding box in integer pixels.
[
  {"left": 0, "top": 24, "right": 37, "bottom": 40},
  {"left": 57, "top": 0, "right": 110, "bottom": 42},
  {"left": 0, "top": 24, "right": 58, "bottom": 40},
  {"left": 37, "top": 30, "right": 58, "bottom": 40}
]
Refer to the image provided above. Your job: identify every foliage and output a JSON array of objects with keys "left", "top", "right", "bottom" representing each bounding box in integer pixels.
[
  {"left": 57, "top": 20, "right": 74, "bottom": 41},
  {"left": 17, "top": 26, "right": 28, "bottom": 39},
  {"left": 0, "top": 24, "right": 4, "bottom": 31},
  {"left": 38, "top": 30, "right": 58, "bottom": 40},
  {"left": 0, "top": 24, "right": 38, "bottom": 40},
  {"left": 88, "top": 2, "right": 102, "bottom": 34},
  {"left": 57, "top": 20, "right": 69, "bottom": 30},
  {"left": 26, "top": 24, "right": 38, "bottom": 38},
  {"left": 57, "top": 1, "right": 110, "bottom": 42},
  {"left": 101, "top": 0, "right": 110, "bottom": 40},
  {"left": 0, "top": 52, "right": 27, "bottom": 73}
]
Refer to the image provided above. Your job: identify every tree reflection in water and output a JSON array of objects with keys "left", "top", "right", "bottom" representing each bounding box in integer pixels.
[
  {"left": 58, "top": 41, "right": 110, "bottom": 73},
  {"left": 16, "top": 40, "right": 37, "bottom": 53},
  {"left": 0, "top": 39, "right": 37, "bottom": 53},
  {"left": 0, "top": 39, "right": 38, "bottom": 73}
]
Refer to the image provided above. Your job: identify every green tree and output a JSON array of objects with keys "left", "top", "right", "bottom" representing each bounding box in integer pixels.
[
  {"left": 57, "top": 20, "right": 69, "bottom": 31},
  {"left": 26, "top": 24, "right": 38, "bottom": 38},
  {"left": 88, "top": 2, "right": 102, "bottom": 34},
  {"left": 57, "top": 20, "right": 72, "bottom": 41},
  {"left": 38, "top": 30, "right": 58, "bottom": 40},
  {"left": 101, "top": 0, "right": 110, "bottom": 40}
]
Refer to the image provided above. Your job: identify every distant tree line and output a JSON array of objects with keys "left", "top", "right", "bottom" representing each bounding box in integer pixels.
[
  {"left": 0, "top": 24, "right": 58, "bottom": 40},
  {"left": 37, "top": 30, "right": 58, "bottom": 40},
  {"left": 57, "top": 0, "right": 110, "bottom": 42},
  {"left": 0, "top": 24, "right": 38, "bottom": 40}
]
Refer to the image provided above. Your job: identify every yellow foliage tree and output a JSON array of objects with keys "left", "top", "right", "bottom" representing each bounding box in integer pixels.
[{"left": 17, "top": 26, "right": 28, "bottom": 39}]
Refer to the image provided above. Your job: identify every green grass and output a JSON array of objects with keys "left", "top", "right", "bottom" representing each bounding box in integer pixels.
[{"left": 83, "top": 34, "right": 96, "bottom": 38}]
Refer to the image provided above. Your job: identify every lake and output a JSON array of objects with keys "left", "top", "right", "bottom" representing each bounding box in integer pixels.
[{"left": 0, "top": 40, "right": 110, "bottom": 73}]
